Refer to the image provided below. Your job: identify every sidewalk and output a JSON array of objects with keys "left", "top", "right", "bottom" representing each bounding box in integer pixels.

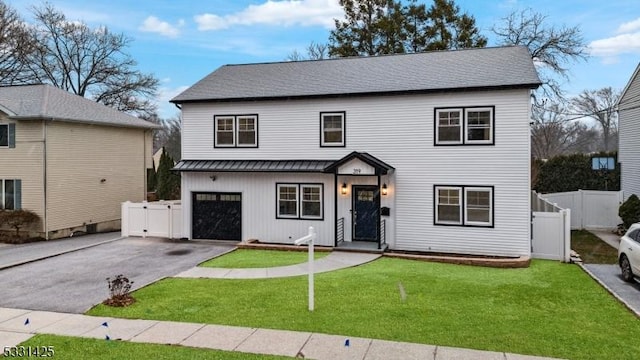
[
  {"left": 175, "top": 251, "right": 381, "bottom": 279},
  {"left": 0, "top": 232, "right": 123, "bottom": 270},
  {"left": 588, "top": 230, "right": 620, "bottom": 249},
  {"left": 0, "top": 307, "right": 561, "bottom": 360}
]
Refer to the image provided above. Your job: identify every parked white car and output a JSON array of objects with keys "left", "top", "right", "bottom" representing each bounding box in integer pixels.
[{"left": 619, "top": 223, "right": 640, "bottom": 282}]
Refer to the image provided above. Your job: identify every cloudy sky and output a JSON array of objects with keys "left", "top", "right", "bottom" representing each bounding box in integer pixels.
[{"left": 9, "top": 0, "right": 640, "bottom": 118}]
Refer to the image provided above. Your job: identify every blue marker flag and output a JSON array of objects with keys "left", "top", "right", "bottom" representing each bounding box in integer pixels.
[
  {"left": 105, "top": 335, "right": 110, "bottom": 340},
  {"left": 102, "top": 322, "right": 109, "bottom": 327},
  {"left": 24, "top": 318, "right": 29, "bottom": 325},
  {"left": 345, "top": 339, "right": 350, "bottom": 347}
]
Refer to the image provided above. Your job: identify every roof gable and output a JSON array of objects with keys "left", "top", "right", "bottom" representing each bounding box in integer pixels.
[
  {"left": 619, "top": 62, "right": 640, "bottom": 109},
  {"left": 324, "top": 151, "right": 394, "bottom": 175},
  {"left": 172, "top": 46, "right": 541, "bottom": 103},
  {"left": 0, "top": 84, "right": 159, "bottom": 129}
]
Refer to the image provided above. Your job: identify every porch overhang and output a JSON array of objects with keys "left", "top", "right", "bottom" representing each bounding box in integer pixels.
[
  {"left": 323, "top": 151, "right": 395, "bottom": 175},
  {"left": 173, "top": 159, "right": 335, "bottom": 172}
]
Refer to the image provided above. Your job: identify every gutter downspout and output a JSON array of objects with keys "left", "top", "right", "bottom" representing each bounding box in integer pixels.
[{"left": 43, "top": 120, "right": 48, "bottom": 240}]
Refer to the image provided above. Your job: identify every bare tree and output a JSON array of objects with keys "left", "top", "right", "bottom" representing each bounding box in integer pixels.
[
  {"left": 531, "top": 104, "right": 582, "bottom": 159},
  {"left": 286, "top": 41, "right": 329, "bottom": 61},
  {"left": 23, "top": 4, "right": 158, "bottom": 116},
  {"left": 492, "top": 9, "right": 588, "bottom": 100},
  {"left": 571, "top": 87, "right": 620, "bottom": 152},
  {"left": 0, "top": 1, "right": 35, "bottom": 85}
]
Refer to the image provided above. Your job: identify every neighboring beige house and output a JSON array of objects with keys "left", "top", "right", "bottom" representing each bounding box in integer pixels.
[{"left": 0, "top": 84, "right": 158, "bottom": 239}]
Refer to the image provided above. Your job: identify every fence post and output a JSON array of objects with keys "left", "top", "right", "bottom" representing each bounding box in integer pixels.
[
  {"left": 563, "top": 208, "right": 571, "bottom": 263},
  {"left": 121, "top": 201, "right": 130, "bottom": 237}
]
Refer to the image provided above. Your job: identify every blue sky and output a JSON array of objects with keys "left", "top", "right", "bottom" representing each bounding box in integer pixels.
[{"left": 8, "top": 0, "right": 640, "bottom": 118}]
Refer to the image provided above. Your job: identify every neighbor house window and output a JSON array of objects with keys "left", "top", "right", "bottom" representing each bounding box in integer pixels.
[
  {"left": 214, "top": 115, "right": 258, "bottom": 148},
  {"left": 276, "top": 183, "right": 324, "bottom": 220},
  {"left": 435, "top": 185, "right": 493, "bottom": 227},
  {"left": 320, "top": 112, "right": 345, "bottom": 147},
  {"left": 0, "top": 123, "right": 15, "bottom": 148},
  {"left": 1, "top": 179, "right": 21, "bottom": 210},
  {"left": 277, "top": 184, "right": 299, "bottom": 218},
  {"left": 435, "top": 106, "right": 494, "bottom": 145}
]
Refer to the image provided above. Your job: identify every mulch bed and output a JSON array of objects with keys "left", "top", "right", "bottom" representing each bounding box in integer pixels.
[{"left": 102, "top": 295, "right": 136, "bottom": 307}]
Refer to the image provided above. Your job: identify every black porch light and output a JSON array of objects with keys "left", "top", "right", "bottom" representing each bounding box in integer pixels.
[
  {"left": 341, "top": 183, "right": 348, "bottom": 195},
  {"left": 382, "top": 183, "right": 388, "bottom": 196}
]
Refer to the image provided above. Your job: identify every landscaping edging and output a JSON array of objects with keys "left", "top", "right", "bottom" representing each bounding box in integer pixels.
[{"left": 384, "top": 252, "right": 531, "bottom": 268}]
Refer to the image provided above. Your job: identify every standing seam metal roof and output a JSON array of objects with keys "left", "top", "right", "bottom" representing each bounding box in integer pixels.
[{"left": 172, "top": 46, "right": 541, "bottom": 103}]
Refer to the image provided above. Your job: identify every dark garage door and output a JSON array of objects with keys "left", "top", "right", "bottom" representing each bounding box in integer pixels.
[{"left": 192, "top": 192, "right": 241, "bottom": 240}]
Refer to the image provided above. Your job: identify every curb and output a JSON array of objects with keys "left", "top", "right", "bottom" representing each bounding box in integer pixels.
[
  {"left": 0, "top": 236, "right": 125, "bottom": 271},
  {"left": 577, "top": 263, "right": 640, "bottom": 318}
]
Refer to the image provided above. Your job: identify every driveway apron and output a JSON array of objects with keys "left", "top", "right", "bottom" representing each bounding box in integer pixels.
[{"left": 0, "top": 237, "right": 233, "bottom": 313}]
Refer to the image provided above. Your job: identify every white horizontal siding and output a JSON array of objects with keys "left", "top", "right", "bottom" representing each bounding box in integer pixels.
[
  {"left": 181, "top": 89, "right": 531, "bottom": 256},
  {"left": 182, "top": 172, "right": 335, "bottom": 246},
  {"left": 619, "top": 70, "right": 640, "bottom": 199}
]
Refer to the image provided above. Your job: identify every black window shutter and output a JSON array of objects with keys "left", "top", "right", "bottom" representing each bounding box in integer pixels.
[
  {"left": 14, "top": 179, "right": 21, "bottom": 209},
  {"left": 8, "top": 123, "right": 15, "bottom": 148}
]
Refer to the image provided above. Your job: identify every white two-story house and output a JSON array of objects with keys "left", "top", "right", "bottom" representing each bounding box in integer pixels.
[{"left": 171, "top": 46, "right": 541, "bottom": 257}]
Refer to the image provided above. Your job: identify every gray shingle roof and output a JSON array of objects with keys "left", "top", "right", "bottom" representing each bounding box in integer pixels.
[
  {"left": 173, "top": 159, "right": 335, "bottom": 172},
  {"left": 0, "top": 84, "right": 159, "bottom": 129},
  {"left": 172, "top": 46, "right": 541, "bottom": 103}
]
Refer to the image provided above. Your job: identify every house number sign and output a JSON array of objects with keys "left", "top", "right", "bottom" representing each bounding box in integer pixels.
[{"left": 352, "top": 168, "right": 361, "bottom": 174}]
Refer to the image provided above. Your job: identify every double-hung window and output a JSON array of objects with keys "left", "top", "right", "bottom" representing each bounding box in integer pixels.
[
  {"left": 0, "top": 123, "right": 16, "bottom": 148},
  {"left": 214, "top": 115, "right": 258, "bottom": 147},
  {"left": 320, "top": 112, "right": 345, "bottom": 147},
  {"left": 435, "top": 107, "right": 494, "bottom": 145},
  {"left": 276, "top": 183, "right": 323, "bottom": 220},
  {"left": 1, "top": 179, "right": 21, "bottom": 210},
  {"left": 435, "top": 185, "right": 493, "bottom": 227}
]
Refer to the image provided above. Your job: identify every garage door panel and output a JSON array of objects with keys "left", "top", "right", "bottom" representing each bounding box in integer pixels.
[{"left": 192, "top": 192, "right": 241, "bottom": 240}]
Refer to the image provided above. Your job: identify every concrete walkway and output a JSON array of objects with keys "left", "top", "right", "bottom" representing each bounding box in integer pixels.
[
  {"left": 175, "top": 251, "right": 381, "bottom": 279},
  {"left": 0, "top": 232, "right": 123, "bottom": 270},
  {"left": 0, "top": 307, "right": 561, "bottom": 360},
  {"left": 588, "top": 230, "right": 620, "bottom": 249}
]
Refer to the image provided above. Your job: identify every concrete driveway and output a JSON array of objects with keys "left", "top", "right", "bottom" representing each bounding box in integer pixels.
[{"left": 0, "top": 237, "right": 233, "bottom": 313}]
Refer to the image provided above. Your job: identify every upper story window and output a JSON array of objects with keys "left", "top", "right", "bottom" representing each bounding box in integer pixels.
[
  {"left": 320, "top": 112, "right": 345, "bottom": 147},
  {"left": 435, "top": 107, "right": 494, "bottom": 145},
  {"left": 0, "top": 123, "right": 15, "bottom": 148},
  {"left": 214, "top": 115, "right": 258, "bottom": 148}
]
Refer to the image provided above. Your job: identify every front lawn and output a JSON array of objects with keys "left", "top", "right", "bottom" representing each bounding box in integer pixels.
[
  {"left": 571, "top": 230, "right": 618, "bottom": 264},
  {"left": 19, "top": 334, "right": 292, "bottom": 360},
  {"left": 199, "top": 249, "right": 329, "bottom": 268},
  {"left": 89, "top": 258, "right": 640, "bottom": 360}
]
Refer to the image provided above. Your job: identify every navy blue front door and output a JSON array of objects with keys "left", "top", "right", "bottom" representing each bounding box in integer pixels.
[{"left": 353, "top": 186, "right": 379, "bottom": 241}]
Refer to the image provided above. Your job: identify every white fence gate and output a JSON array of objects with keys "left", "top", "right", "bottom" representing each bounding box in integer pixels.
[
  {"left": 531, "top": 191, "right": 571, "bottom": 262},
  {"left": 541, "top": 190, "right": 623, "bottom": 230},
  {"left": 121, "top": 201, "right": 182, "bottom": 239}
]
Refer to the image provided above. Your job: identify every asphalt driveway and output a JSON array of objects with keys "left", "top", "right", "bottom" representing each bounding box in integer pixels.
[
  {"left": 584, "top": 264, "right": 640, "bottom": 315},
  {"left": 0, "top": 237, "right": 233, "bottom": 313}
]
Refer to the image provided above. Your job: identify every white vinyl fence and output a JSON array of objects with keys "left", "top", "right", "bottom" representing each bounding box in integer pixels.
[
  {"left": 540, "top": 190, "right": 623, "bottom": 230},
  {"left": 121, "top": 201, "right": 182, "bottom": 239},
  {"left": 531, "top": 191, "right": 571, "bottom": 262}
]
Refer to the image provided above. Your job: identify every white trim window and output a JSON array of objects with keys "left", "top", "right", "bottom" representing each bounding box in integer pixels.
[
  {"left": 301, "top": 185, "right": 322, "bottom": 219},
  {"left": 214, "top": 115, "right": 258, "bottom": 147},
  {"left": 436, "top": 109, "right": 462, "bottom": 144},
  {"left": 237, "top": 115, "right": 257, "bottom": 147},
  {"left": 214, "top": 116, "right": 235, "bottom": 147},
  {"left": 1, "top": 179, "right": 20, "bottom": 210},
  {"left": 464, "top": 187, "right": 493, "bottom": 226},
  {"left": 435, "top": 186, "right": 462, "bottom": 224},
  {"left": 320, "top": 112, "right": 345, "bottom": 147},
  {"left": 277, "top": 184, "right": 299, "bottom": 218},
  {"left": 465, "top": 108, "right": 493, "bottom": 144}
]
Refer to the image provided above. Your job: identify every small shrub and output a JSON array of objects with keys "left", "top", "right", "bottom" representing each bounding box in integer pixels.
[
  {"left": 103, "top": 274, "right": 135, "bottom": 307},
  {"left": 0, "top": 209, "right": 39, "bottom": 237},
  {"left": 619, "top": 194, "right": 640, "bottom": 229}
]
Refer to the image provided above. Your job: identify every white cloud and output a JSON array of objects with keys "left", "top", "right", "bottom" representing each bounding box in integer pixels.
[
  {"left": 617, "top": 17, "right": 640, "bottom": 33},
  {"left": 139, "top": 16, "right": 184, "bottom": 38},
  {"left": 589, "top": 32, "right": 640, "bottom": 57},
  {"left": 194, "top": 0, "right": 342, "bottom": 31}
]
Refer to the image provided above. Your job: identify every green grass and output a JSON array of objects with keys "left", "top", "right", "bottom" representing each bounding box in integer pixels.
[
  {"left": 19, "top": 334, "right": 292, "bottom": 360},
  {"left": 571, "top": 230, "right": 618, "bottom": 264},
  {"left": 199, "top": 249, "right": 329, "bottom": 268},
  {"left": 89, "top": 258, "right": 640, "bottom": 360}
]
